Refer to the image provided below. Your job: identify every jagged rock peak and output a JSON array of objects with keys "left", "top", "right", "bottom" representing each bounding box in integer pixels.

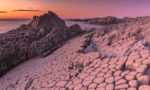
[
  {"left": 28, "top": 11, "right": 66, "bottom": 29},
  {"left": 0, "top": 10, "right": 84, "bottom": 77}
]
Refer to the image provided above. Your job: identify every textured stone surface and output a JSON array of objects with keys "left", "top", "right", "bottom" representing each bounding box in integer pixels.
[
  {"left": 128, "top": 80, "right": 138, "bottom": 88},
  {"left": 105, "top": 76, "right": 114, "bottom": 83},
  {"left": 115, "top": 84, "right": 129, "bottom": 89},
  {"left": 139, "top": 85, "right": 150, "bottom": 90},
  {"left": 89, "top": 83, "right": 97, "bottom": 89},
  {"left": 82, "top": 80, "right": 91, "bottom": 86},
  {"left": 84, "top": 76, "right": 95, "bottom": 81},
  {"left": 138, "top": 75, "right": 150, "bottom": 85},
  {"left": 1, "top": 14, "right": 150, "bottom": 90},
  {"left": 127, "top": 87, "right": 137, "bottom": 90},
  {"left": 55, "top": 81, "right": 67, "bottom": 87},
  {"left": 0, "top": 11, "right": 83, "bottom": 76},
  {"left": 93, "top": 77, "right": 104, "bottom": 84},
  {"left": 74, "top": 83, "right": 83, "bottom": 90},
  {"left": 125, "top": 74, "right": 135, "bottom": 80},
  {"left": 115, "top": 79, "right": 127, "bottom": 85},
  {"left": 106, "top": 84, "right": 114, "bottom": 90}
]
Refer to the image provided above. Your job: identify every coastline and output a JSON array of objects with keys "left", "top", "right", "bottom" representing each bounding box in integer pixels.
[{"left": 1, "top": 11, "right": 150, "bottom": 90}]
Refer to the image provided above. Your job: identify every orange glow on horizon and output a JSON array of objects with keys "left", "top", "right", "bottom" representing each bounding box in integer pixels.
[
  {"left": 0, "top": 12, "right": 45, "bottom": 19},
  {"left": 1, "top": 0, "right": 150, "bottom": 19}
]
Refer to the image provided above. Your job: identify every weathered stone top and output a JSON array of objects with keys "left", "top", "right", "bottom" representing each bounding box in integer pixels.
[
  {"left": 28, "top": 11, "right": 66, "bottom": 30},
  {"left": 0, "top": 11, "right": 83, "bottom": 76}
]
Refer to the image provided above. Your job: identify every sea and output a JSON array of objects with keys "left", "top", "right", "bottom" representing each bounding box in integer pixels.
[
  {"left": 0, "top": 19, "right": 31, "bottom": 33},
  {"left": 0, "top": 19, "right": 103, "bottom": 33}
]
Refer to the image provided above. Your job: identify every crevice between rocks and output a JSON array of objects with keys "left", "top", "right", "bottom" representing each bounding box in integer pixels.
[{"left": 25, "top": 78, "right": 33, "bottom": 90}]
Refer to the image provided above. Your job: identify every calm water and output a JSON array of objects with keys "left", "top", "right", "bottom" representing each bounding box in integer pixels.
[
  {"left": 0, "top": 19, "right": 102, "bottom": 33},
  {"left": 0, "top": 19, "right": 31, "bottom": 33}
]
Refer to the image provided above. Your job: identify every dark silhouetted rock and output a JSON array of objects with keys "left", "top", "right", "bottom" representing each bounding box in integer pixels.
[
  {"left": 0, "top": 11, "right": 83, "bottom": 76},
  {"left": 68, "top": 16, "right": 124, "bottom": 25},
  {"left": 68, "top": 24, "right": 83, "bottom": 37}
]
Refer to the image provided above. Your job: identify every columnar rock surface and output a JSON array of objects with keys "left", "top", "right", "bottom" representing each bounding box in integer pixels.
[{"left": 1, "top": 12, "right": 150, "bottom": 90}]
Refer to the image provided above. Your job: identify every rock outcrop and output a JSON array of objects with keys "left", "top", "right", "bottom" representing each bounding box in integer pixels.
[
  {"left": 2, "top": 12, "right": 150, "bottom": 90},
  {"left": 87, "top": 16, "right": 122, "bottom": 25},
  {"left": 69, "top": 16, "right": 150, "bottom": 25},
  {"left": 68, "top": 16, "right": 123, "bottom": 25},
  {"left": 0, "top": 11, "right": 83, "bottom": 76}
]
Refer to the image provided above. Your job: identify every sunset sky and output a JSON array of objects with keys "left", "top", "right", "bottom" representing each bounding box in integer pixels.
[{"left": 0, "top": 0, "right": 150, "bottom": 19}]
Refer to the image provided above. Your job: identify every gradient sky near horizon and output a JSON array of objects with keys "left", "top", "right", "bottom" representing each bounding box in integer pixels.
[{"left": 0, "top": 0, "right": 150, "bottom": 19}]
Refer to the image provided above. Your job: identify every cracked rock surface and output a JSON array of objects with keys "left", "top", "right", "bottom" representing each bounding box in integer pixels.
[{"left": 1, "top": 15, "right": 150, "bottom": 90}]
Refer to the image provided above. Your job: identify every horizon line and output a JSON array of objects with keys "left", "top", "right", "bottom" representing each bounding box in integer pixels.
[{"left": 0, "top": 15, "right": 150, "bottom": 20}]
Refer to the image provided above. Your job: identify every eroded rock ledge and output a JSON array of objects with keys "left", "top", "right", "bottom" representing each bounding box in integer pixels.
[{"left": 0, "top": 11, "right": 84, "bottom": 76}]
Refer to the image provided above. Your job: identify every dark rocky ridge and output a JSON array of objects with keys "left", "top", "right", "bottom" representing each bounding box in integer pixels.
[
  {"left": 69, "top": 16, "right": 150, "bottom": 25},
  {"left": 0, "top": 11, "right": 83, "bottom": 76},
  {"left": 69, "top": 16, "right": 123, "bottom": 25}
]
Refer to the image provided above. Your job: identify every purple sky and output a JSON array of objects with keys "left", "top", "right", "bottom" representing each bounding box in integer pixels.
[{"left": 0, "top": 0, "right": 150, "bottom": 19}]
